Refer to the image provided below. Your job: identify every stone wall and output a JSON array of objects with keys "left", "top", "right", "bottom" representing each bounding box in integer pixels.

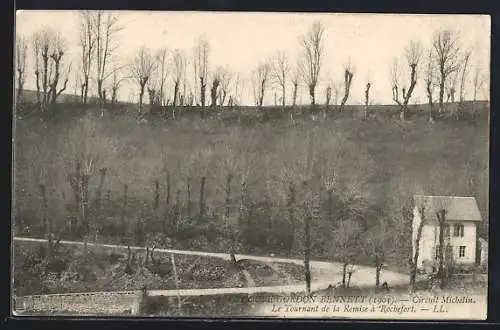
[{"left": 21, "top": 290, "right": 143, "bottom": 315}]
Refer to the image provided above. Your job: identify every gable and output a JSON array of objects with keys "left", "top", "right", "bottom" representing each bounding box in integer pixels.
[{"left": 414, "top": 195, "right": 482, "bottom": 222}]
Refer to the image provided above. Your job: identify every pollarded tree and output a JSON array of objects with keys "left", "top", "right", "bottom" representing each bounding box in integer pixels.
[
  {"left": 172, "top": 49, "right": 186, "bottom": 107},
  {"left": 291, "top": 64, "right": 300, "bottom": 108},
  {"left": 271, "top": 50, "right": 291, "bottom": 107},
  {"left": 423, "top": 49, "right": 438, "bottom": 122},
  {"left": 471, "top": 62, "right": 486, "bottom": 118},
  {"left": 210, "top": 67, "right": 222, "bottom": 108},
  {"left": 15, "top": 35, "right": 28, "bottom": 106},
  {"left": 155, "top": 47, "right": 169, "bottom": 106},
  {"left": 78, "top": 11, "right": 95, "bottom": 105},
  {"left": 130, "top": 46, "right": 156, "bottom": 112},
  {"left": 218, "top": 67, "right": 233, "bottom": 106},
  {"left": 91, "top": 11, "right": 121, "bottom": 108},
  {"left": 252, "top": 61, "right": 271, "bottom": 108},
  {"left": 193, "top": 36, "right": 210, "bottom": 107},
  {"left": 32, "top": 28, "right": 72, "bottom": 111},
  {"left": 299, "top": 21, "right": 325, "bottom": 106},
  {"left": 339, "top": 61, "right": 354, "bottom": 112},
  {"left": 110, "top": 65, "right": 124, "bottom": 106},
  {"left": 459, "top": 50, "right": 472, "bottom": 104},
  {"left": 390, "top": 40, "right": 423, "bottom": 121},
  {"left": 432, "top": 29, "right": 461, "bottom": 114},
  {"left": 333, "top": 218, "right": 363, "bottom": 288},
  {"left": 363, "top": 72, "right": 373, "bottom": 120}
]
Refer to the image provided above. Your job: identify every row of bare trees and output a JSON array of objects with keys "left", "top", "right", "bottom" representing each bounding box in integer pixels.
[
  {"left": 390, "top": 29, "right": 486, "bottom": 121},
  {"left": 15, "top": 18, "right": 487, "bottom": 115}
]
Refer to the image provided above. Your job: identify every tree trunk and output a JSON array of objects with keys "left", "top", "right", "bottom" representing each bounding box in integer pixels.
[
  {"left": 211, "top": 81, "right": 219, "bottom": 107},
  {"left": 38, "top": 183, "right": 51, "bottom": 260},
  {"left": 121, "top": 184, "right": 128, "bottom": 236},
  {"left": 436, "top": 210, "right": 446, "bottom": 289},
  {"left": 81, "top": 174, "right": 90, "bottom": 236},
  {"left": 173, "top": 81, "right": 180, "bottom": 106},
  {"left": 375, "top": 256, "right": 382, "bottom": 288},
  {"left": 287, "top": 183, "right": 296, "bottom": 256},
  {"left": 282, "top": 85, "right": 286, "bottom": 107},
  {"left": 292, "top": 82, "right": 298, "bottom": 107},
  {"left": 347, "top": 271, "right": 353, "bottom": 288},
  {"left": 198, "top": 176, "right": 206, "bottom": 223},
  {"left": 95, "top": 168, "right": 107, "bottom": 210},
  {"left": 409, "top": 208, "right": 426, "bottom": 292},
  {"left": 399, "top": 106, "right": 407, "bottom": 121},
  {"left": 153, "top": 180, "right": 160, "bottom": 210},
  {"left": 83, "top": 76, "right": 89, "bottom": 105},
  {"left": 342, "top": 262, "right": 348, "bottom": 288},
  {"left": 187, "top": 177, "right": 191, "bottom": 218},
  {"left": 173, "top": 189, "right": 181, "bottom": 232},
  {"left": 200, "top": 78, "right": 206, "bottom": 107},
  {"left": 439, "top": 67, "right": 445, "bottom": 113},
  {"left": 308, "top": 84, "right": 315, "bottom": 106},
  {"left": 139, "top": 83, "right": 146, "bottom": 113},
  {"left": 304, "top": 212, "right": 311, "bottom": 295},
  {"left": 225, "top": 174, "right": 237, "bottom": 265}
]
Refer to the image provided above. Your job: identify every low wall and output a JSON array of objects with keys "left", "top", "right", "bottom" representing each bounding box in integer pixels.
[{"left": 21, "top": 290, "right": 143, "bottom": 315}]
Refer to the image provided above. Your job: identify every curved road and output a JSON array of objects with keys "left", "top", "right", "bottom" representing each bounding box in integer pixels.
[{"left": 14, "top": 236, "right": 409, "bottom": 297}]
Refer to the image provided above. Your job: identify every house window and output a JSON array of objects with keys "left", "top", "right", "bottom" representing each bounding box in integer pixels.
[
  {"left": 453, "top": 224, "right": 464, "bottom": 237},
  {"left": 459, "top": 246, "right": 466, "bottom": 258},
  {"left": 445, "top": 225, "right": 451, "bottom": 237}
]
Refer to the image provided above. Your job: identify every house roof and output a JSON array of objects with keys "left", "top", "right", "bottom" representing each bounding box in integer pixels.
[{"left": 414, "top": 195, "right": 482, "bottom": 222}]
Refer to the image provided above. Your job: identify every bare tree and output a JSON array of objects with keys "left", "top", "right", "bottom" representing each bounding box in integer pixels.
[
  {"left": 32, "top": 28, "right": 71, "bottom": 111},
  {"left": 325, "top": 84, "right": 332, "bottom": 109},
  {"left": 92, "top": 11, "right": 121, "bottom": 108},
  {"left": 409, "top": 203, "right": 426, "bottom": 293},
  {"left": 470, "top": 63, "right": 486, "bottom": 119},
  {"left": 299, "top": 21, "right": 325, "bottom": 106},
  {"left": 218, "top": 67, "right": 233, "bottom": 106},
  {"left": 110, "top": 65, "right": 124, "bottom": 106},
  {"left": 252, "top": 61, "right": 271, "bottom": 108},
  {"left": 209, "top": 67, "right": 223, "bottom": 108},
  {"left": 446, "top": 68, "right": 460, "bottom": 104},
  {"left": 424, "top": 49, "right": 437, "bottom": 122},
  {"left": 432, "top": 29, "right": 461, "bottom": 114},
  {"left": 15, "top": 35, "right": 28, "bottom": 106},
  {"left": 78, "top": 11, "right": 95, "bottom": 105},
  {"left": 339, "top": 61, "right": 354, "bottom": 112},
  {"left": 130, "top": 46, "right": 156, "bottom": 112},
  {"left": 332, "top": 81, "right": 341, "bottom": 109},
  {"left": 363, "top": 72, "right": 372, "bottom": 120},
  {"left": 172, "top": 49, "right": 186, "bottom": 107},
  {"left": 391, "top": 40, "right": 423, "bottom": 120},
  {"left": 193, "top": 36, "right": 210, "bottom": 107},
  {"left": 271, "top": 50, "right": 290, "bottom": 107},
  {"left": 459, "top": 50, "right": 472, "bottom": 104},
  {"left": 230, "top": 73, "right": 242, "bottom": 107},
  {"left": 291, "top": 66, "right": 300, "bottom": 107},
  {"left": 154, "top": 47, "right": 168, "bottom": 106}
]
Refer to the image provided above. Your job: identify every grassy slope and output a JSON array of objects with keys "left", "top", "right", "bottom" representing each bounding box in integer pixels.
[
  {"left": 14, "top": 240, "right": 305, "bottom": 296},
  {"left": 13, "top": 104, "right": 490, "bottom": 260}
]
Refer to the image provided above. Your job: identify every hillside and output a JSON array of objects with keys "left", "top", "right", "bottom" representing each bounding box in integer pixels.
[{"left": 12, "top": 102, "right": 489, "bottom": 270}]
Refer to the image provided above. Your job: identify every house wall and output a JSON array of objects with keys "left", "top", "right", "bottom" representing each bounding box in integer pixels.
[
  {"left": 413, "top": 207, "right": 477, "bottom": 268},
  {"left": 21, "top": 291, "right": 143, "bottom": 315}
]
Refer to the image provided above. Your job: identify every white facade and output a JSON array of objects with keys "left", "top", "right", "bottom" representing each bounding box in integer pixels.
[{"left": 412, "top": 203, "right": 479, "bottom": 269}]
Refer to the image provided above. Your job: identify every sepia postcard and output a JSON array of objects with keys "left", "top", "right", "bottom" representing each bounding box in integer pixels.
[{"left": 12, "top": 10, "right": 490, "bottom": 320}]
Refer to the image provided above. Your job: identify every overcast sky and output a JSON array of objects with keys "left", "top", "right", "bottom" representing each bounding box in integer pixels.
[{"left": 16, "top": 11, "right": 490, "bottom": 105}]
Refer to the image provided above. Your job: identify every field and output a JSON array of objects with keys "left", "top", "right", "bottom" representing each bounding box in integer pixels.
[
  {"left": 13, "top": 239, "right": 305, "bottom": 296},
  {"left": 13, "top": 102, "right": 489, "bottom": 285}
]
